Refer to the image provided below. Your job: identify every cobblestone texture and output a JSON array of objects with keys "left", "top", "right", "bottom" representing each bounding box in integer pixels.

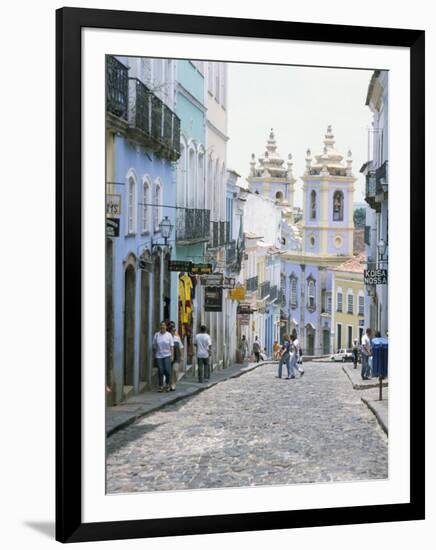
[{"left": 106, "top": 362, "right": 388, "bottom": 493}]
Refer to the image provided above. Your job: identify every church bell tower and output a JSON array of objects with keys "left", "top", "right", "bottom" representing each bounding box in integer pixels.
[{"left": 301, "top": 125, "right": 356, "bottom": 258}]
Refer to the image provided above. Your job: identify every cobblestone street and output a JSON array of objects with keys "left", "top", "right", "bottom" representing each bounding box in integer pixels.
[{"left": 106, "top": 362, "right": 388, "bottom": 493}]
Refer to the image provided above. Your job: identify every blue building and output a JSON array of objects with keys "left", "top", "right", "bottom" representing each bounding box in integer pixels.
[
  {"left": 173, "top": 61, "right": 209, "bottom": 363},
  {"left": 106, "top": 56, "right": 180, "bottom": 404}
]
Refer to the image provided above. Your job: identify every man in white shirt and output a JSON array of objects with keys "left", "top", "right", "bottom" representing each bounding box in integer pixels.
[
  {"left": 153, "top": 321, "right": 174, "bottom": 391},
  {"left": 194, "top": 325, "right": 212, "bottom": 383},
  {"left": 360, "top": 328, "right": 372, "bottom": 380}
]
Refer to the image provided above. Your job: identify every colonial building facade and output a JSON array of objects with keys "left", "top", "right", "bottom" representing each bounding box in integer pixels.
[
  {"left": 239, "top": 127, "right": 361, "bottom": 356},
  {"left": 106, "top": 56, "right": 180, "bottom": 404},
  {"left": 360, "top": 70, "right": 389, "bottom": 337}
]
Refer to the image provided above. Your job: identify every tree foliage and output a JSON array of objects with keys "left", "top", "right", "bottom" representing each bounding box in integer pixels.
[{"left": 353, "top": 207, "right": 366, "bottom": 227}]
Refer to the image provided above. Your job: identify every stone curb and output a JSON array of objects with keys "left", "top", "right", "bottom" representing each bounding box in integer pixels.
[
  {"left": 361, "top": 397, "right": 388, "bottom": 435},
  {"left": 106, "top": 360, "right": 274, "bottom": 437},
  {"left": 342, "top": 365, "right": 389, "bottom": 390}
]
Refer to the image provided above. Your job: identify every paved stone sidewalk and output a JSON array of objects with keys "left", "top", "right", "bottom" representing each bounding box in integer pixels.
[
  {"left": 361, "top": 388, "right": 389, "bottom": 435},
  {"left": 342, "top": 362, "right": 388, "bottom": 390},
  {"left": 107, "top": 362, "right": 388, "bottom": 494},
  {"left": 341, "top": 364, "right": 388, "bottom": 434},
  {"left": 106, "top": 360, "right": 270, "bottom": 436}
]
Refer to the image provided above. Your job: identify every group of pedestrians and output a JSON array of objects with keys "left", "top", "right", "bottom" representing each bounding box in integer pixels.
[
  {"left": 275, "top": 332, "right": 305, "bottom": 380},
  {"left": 153, "top": 321, "right": 213, "bottom": 391},
  {"left": 359, "top": 327, "right": 385, "bottom": 380}
]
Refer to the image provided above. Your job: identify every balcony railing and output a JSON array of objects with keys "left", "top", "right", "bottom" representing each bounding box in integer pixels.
[
  {"left": 259, "top": 281, "right": 271, "bottom": 299},
  {"left": 365, "top": 170, "right": 380, "bottom": 212},
  {"left": 376, "top": 160, "right": 388, "bottom": 195},
  {"left": 126, "top": 77, "right": 181, "bottom": 161},
  {"left": 209, "top": 220, "right": 230, "bottom": 249},
  {"left": 268, "top": 285, "right": 278, "bottom": 302},
  {"left": 366, "top": 171, "right": 377, "bottom": 198},
  {"left": 176, "top": 208, "right": 210, "bottom": 243},
  {"left": 106, "top": 56, "right": 129, "bottom": 119},
  {"left": 226, "top": 240, "right": 237, "bottom": 265},
  {"left": 246, "top": 276, "right": 258, "bottom": 292}
]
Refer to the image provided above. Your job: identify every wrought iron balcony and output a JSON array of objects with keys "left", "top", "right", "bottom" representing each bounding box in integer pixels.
[
  {"left": 259, "top": 281, "right": 271, "bottom": 300},
  {"left": 226, "top": 240, "right": 237, "bottom": 265},
  {"left": 106, "top": 56, "right": 129, "bottom": 120},
  {"left": 209, "top": 220, "right": 230, "bottom": 249},
  {"left": 376, "top": 160, "right": 388, "bottom": 195},
  {"left": 176, "top": 208, "right": 210, "bottom": 244},
  {"left": 365, "top": 170, "right": 380, "bottom": 212},
  {"left": 246, "top": 276, "right": 258, "bottom": 292},
  {"left": 268, "top": 285, "right": 278, "bottom": 302}
]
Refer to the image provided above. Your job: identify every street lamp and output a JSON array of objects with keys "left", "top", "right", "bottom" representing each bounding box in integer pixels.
[
  {"left": 159, "top": 215, "right": 173, "bottom": 246},
  {"left": 151, "top": 216, "right": 174, "bottom": 250},
  {"left": 377, "top": 238, "right": 387, "bottom": 263}
]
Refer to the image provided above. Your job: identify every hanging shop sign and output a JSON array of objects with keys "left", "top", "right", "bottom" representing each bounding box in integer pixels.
[
  {"left": 200, "top": 273, "right": 224, "bottom": 287},
  {"left": 237, "top": 313, "right": 250, "bottom": 325},
  {"left": 191, "top": 263, "right": 213, "bottom": 274},
  {"left": 204, "top": 286, "right": 223, "bottom": 312},
  {"left": 168, "top": 260, "right": 193, "bottom": 272},
  {"left": 237, "top": 304, "right": 253, "bottom": 315},
  {"left": 364, "top": 268, "right": 388, "bottom": 285},
  {"left": 106, "top": 218, "right": 120, "bottom": 237},
  {"left": 230, "top": 287, "right": 246, "bottom": 301},
  {"left": 106, "top": 194, "right": 122, "bottom": 218}
]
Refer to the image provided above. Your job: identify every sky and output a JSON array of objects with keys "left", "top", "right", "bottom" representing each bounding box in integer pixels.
[{"left": 226, "top": 63, "right": 374, "bottom": 207}]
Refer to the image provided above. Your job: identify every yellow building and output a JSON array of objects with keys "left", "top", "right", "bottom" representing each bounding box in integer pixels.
[{"left": 330, "top": 254, "right": 365, "bottom": 352}]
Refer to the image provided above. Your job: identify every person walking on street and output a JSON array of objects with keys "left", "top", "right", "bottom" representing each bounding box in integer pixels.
[
  {"left": 360, "top": 328, "right": 372, "bottom": 380},
  {"left": 290, "top": 333, "right": 304, "bottom": 377},
  {"left": 194, "top": 325, "right": 212, "bottom": 383},
  {"left": 276, "top": 334, "right": 293, "bottom": 379},
  {"left": 169, "top": 326, "right": 183, "bottom": 391},
  {"left": 352, "top": 338, "right": 359, "bottom": 369},
  {"left": 239, "top": 335, "right": 249, "bottom": 362},
  {"left": 153, "top": 321, "right": 174, "bottom": 392},
  {"left": 252, "top": 336, "right": 261, "bottom": 363}
]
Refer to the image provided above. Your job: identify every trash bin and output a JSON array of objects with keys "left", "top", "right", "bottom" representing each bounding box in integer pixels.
[{"left": 371, "top": 337, "right": 388, "bottom": 379}]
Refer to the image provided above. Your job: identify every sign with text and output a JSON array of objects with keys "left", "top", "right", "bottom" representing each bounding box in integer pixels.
[
  {"left": 191, "top": 263, "right": 213, "bottom": 274},
  {"left": 168, "top": 260, "right": 193, "bottom": 272},
  {"left": 204, "top": 286, "right": 222, "bottom": 312},
  {"left": 106, "top": 218, "right": 120, "bottom": 237},
  {"left": 237, "top": 304, "right": 253, "bottom": 315},
  {"left": 106, "top": 194, "right": 122, "bottom": 218},
  {"left": 237, "top": 313, "right": 250, "bottom": 325},
  {"left": 230, "top": 287, "right": 245, "bottom": 301},
  {"left": 364, "top": 268, "right": 388, "bottom": 285},
  {"left": 200, "top": 273, "right": 223, "bottom": 287}
]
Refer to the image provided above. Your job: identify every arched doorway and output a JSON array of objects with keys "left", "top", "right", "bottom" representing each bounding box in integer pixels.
[
  {"left": 306, "top": 323, "right": 315, "bottom": 356},
  {"left": 152, "top": 252, "right": 161, "bottom": 334},
  {"left": 139, "top": 254, "right": 150, "bottom": 385},
  {"left": 123, "top": 264, "right": 136, "bottom": 387}
]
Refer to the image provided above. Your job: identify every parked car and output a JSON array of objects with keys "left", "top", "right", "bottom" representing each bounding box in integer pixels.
[{"left": 330, "top": 348, "right": 354, "bottom": 362}]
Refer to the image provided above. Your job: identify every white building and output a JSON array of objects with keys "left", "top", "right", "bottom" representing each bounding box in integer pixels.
[{"left": 360, "top": 70, "right": 389, "bottom": 337}]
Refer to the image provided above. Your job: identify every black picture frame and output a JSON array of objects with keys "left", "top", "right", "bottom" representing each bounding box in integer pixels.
[{"left": 56, "top": 7, "right": 425, "bottom": 543}]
